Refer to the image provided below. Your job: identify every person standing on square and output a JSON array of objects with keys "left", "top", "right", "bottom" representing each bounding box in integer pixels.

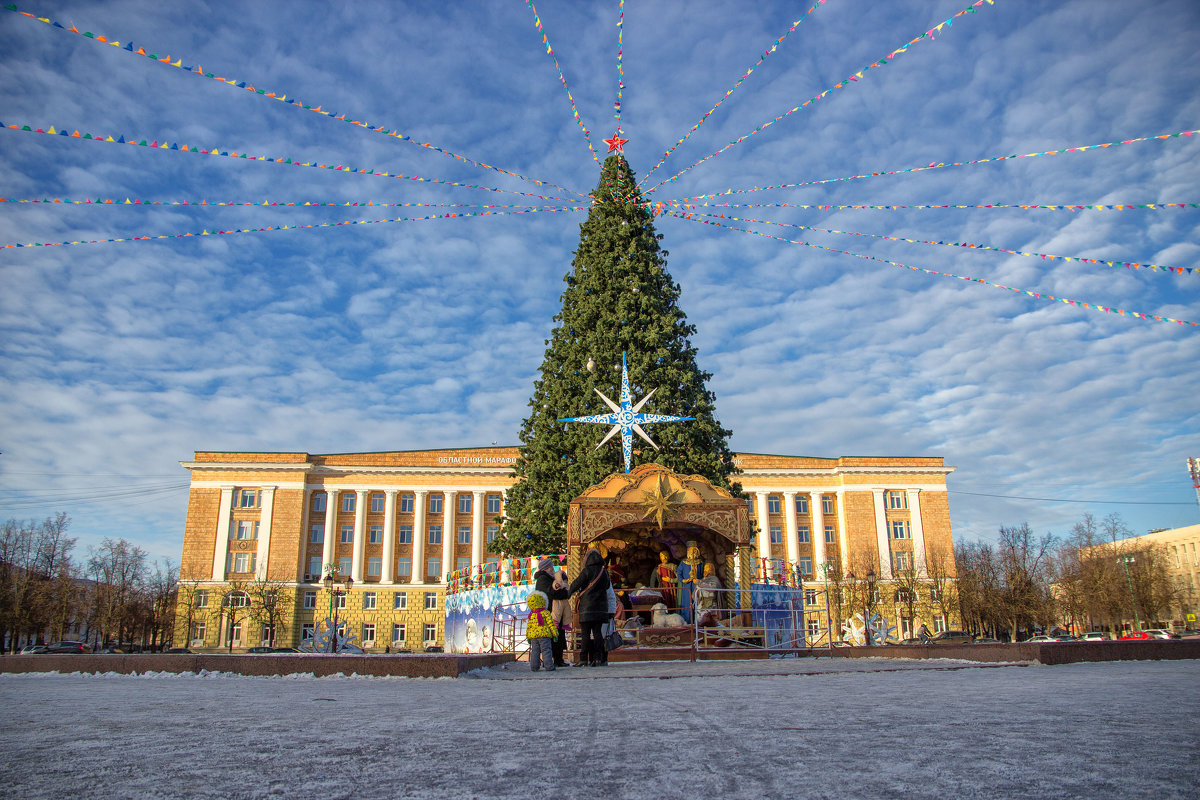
[{"left": 524, "top": 590, "right": 557, "bottom": 672}]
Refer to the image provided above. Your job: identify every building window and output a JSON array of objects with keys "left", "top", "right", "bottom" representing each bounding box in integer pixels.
[
  {"left": 233, "top": 520, "right": 258, "bottom": 540},
  {"left": 427, "top": 558, "right": 441, "bottom": 580},
  {"left": 429, "top": 494, "right": 443, "bottom": 514},
  {"left": 930, "top": 587, "right": 942, "bottom": 602},
  {"left": 487, "top": 494, "right": 502, "bottom": 514},
  {"left": 363, "top": 591, "right": 377, "bottom": 610},
  {"left": 195, "top": 590, "right": 209, "bottom": 609},
  {"left": 224, "top": 590, "right": 250, "bottom": 608},
  {"left": 900, "top": 618, "right": 913, "bottom": 638},
  {"left": 429, "top": 525, "right": 442, "bottom": 545},
  {"left": 886, "top": 490, "right": 908, "bottom": 510},
  {"left": 303, "top": 591, "right": 316, "bottom": 610},
  {"left": 191, "top": 622, "right": 206, "bottom": 643},
  {"left": 891, "top": 520, "right": 911, "bottom": 540},
  {"left": 400, "top": 493, "right": 414, "bottom": 513},
  {"left": 369, "top": 525, "right": 383, "bottom": 544},
  {"left": 424, "top": 592, "right": 438, "bottom": 610},
  {"left": 423, "top": 624, "right": 437, "bottom": 646},
  {"left": 260, "top": 624, "right": 274, "bottom": 646},
  {"left": 393, "top": 623, "right": 406, "bottom": 644},
  {"left": 458, "top": 494, "right": 472, "bottom": 514},
  {"left": 825, "top": 526, "right": 835, "bottom": 543},
  {"left": 456, "top": 557, "right": 470, "bottom": 572},
  {"left": 227, "top": 622, "right": 242, "bottom": 645},
  {"left": 798, "top": 557, "right": 813, "bottom": 576},
  {"left": 806, "top": 617, "right": 821, "bottom": 637},
  {"left": 457, "top": 526, "right": 471, "bottom": 545},
  {"left": 238, "top": 489, "right": 260, "bottom": 508},
  {"left": 895, "top": 589, "right": 915, "bottom": 604},
  {"left": 804, "top": 589, "right": 818, "bottom": 606},
  {"left": 301, "top": 623, "right": 314, "bottom": 644},
  {"left": 486, "top": 525, "right": 498, "bottom": 543},
  {"left": 370, "top": 493, "right": 385, "bottom": 513},
  {"left": 769, "top": 525, "right": 783, "bottom": 544},
  {"left": 396, "top": 558, "right": 412, "bottom": 579},
  {"left": 398, "top": 525, "right": 413, "bottom": 544},
  {"left": 767, "top": 495, "right": 781, "bottom": 514},
  {"left": 362, "top": 624, "right": 375, "bottom": 645},
  {"left": 822, "top": 495, "right": 834, "bottom": 514},
  {"left": 933, "top": 615, "right": 947, "bottom": 633},
  {"left": 341, "top": 494, "right": 356, "bottom": 513},
  {"left": 334, "top": 593, "right": 346, "bottom": 610},
  {"left": 338, "top": 556, "right": 351, "bottom": 576},
  {"left": 394, "top": 592, "right": 407, "bottom": 610},
  {"left": 308, "top": 556, "right": 321, "bottom": 578},
  {"left": 312, "top": 492, "right": 327, "bottom": 512},
  {"left": 893, "top": 552, "right": 911, "bottom": 571},
  {"left": 310, "top": 525, "right": 324, "bottom": 543},
  {"left": 795, "top": 496, "right": 809, "bottom": 514},
  {"left": 340, "top": 525, "right": 354, "bottom": 544},
  {"left": 367, "top": 557, "right": 382, "bottom": 577},
  {"left": 231, "top": 552, "right": 254, "bottom": 573},
  {"left": 798, "top": 526, "right": 810, "bottom": 543}
]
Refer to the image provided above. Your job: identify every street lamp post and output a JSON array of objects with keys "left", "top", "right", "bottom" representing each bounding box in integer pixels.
[
  {"left": 323, "top": 567, "right": 353, "bottom": 653},
  {"left": 865, "top": 569, "right": 877, "bottom": 646},
  {"left": 818, "top": 559, "right": 835, "bottom": 652},
  {"left": 1119, "top": 555, "right": 1140, "bottom": 632}
]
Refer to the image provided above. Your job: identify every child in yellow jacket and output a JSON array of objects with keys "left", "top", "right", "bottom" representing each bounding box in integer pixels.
[{"left": 525, "top": 590, "right": 557, "bottom": 672}]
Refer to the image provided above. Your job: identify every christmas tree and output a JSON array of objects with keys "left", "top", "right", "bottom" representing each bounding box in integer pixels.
[{"left": 494, "top": 153, "right": 739, "bottom": 556}]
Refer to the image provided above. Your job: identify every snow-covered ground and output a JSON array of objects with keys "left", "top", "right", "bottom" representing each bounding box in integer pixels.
[{"left": 1, "top": 658, "right": 1197, "bottom": 799}]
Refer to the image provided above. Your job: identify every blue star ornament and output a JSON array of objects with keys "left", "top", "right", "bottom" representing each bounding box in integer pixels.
[{"left": 559, "top": 353, "right": 694, "bottom": 473}]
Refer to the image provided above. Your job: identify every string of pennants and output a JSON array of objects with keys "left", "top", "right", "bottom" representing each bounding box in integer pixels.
[
  {"left": 446, "top": 553, "right": 567, "bottom": 593},
  {"left": 656, "top": 201, "right": 1200, "bottom": 212},
  {"left": 1, "top": 206, "right": 582, "bottom": 250},
  {"left": 682, "top": 211, "right": 1196, "bottom": 276},
  {"left": 669, "top": 211, "right": 1198, "bottom": 327},
  {"left": 639, "top": 0, "right": 828, "bottom": 187},
  {"left": 1, "top": 4, "right": 583, "bottom": 199},
  {"left": 613, "top": 0, "right": 624, "bottom": 130},
  {"left": 644, "top": 0, "right": 996, "bottom": 193},
  {"left": 663, "top": 129, "right": 1200, "bottom": 203},
  {"left": 0, "top": 121, "right": 579, "bottom": 203},
  {"left": 527, "top": 0, "right": 599, "bottom": 164},
  {"left": 0, "top": 197, "right": 575, "bottom": 210}
]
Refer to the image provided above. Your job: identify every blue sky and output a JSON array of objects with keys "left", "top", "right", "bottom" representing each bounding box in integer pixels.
[{"left": 1, "top": 0, "right": 1197, "bottom": 564}]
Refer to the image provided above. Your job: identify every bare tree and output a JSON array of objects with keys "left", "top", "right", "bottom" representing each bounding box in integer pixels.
[
  {"left": 86, "top": 538, "right": 148, "bottom": 646},
  {"left": 995, "top": 523, "right": 1056, "bottom": 641},
  {"left": 925, "top": 545, "right": 958, "bottom": 630},
  {"left": 247, "top": 576, "right": 291, "bottom": 647}
]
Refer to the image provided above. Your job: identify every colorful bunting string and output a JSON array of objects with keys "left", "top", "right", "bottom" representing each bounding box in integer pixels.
[
  {"left": 653, "top": 201, "right": 1200, "bottom": 213},
  {"left": 638, "top": 0, "right": 828, "bottom": 186},
  {"left": 683, "top": 211, "right": 1196, "bottom": 276},
  {"left": 1, "top": 206, "right": 582, "bottom": 250},
  {"left": 643, "top": 0, "right": 996, "bottom": 193},
  {"left": 668, "top": 211, "right": 1198, "bottom": 327},
  {"left": 665, "top": 129, "right": 1200, "bottom": 203},
  {"left": 2, "top": 4, "right": 586, "bottom": 200},
  {"left": 526, "top": 0, "right": 599, "bottom": 164},
  {"left": 0, "top": 196, "right": 581, "bottom": 210},
  {"left": 614, "top": 0, "right": 625, "bottom": 130},
  {"left": 0, "top": 121, "right": 579, "bottom": 202}
]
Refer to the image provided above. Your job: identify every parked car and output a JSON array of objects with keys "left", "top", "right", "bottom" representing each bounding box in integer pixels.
[
  {"left": 247, "top": 646, "right": 275, "bottom": 653},
  {"left": 44, "top": 641, "right": 92, "bottom": 654},
  {"left": 164, "top": 647, "right": 193, "bottom": 654},
  {"left": 972, "top": 637, "right": 1001, "bottom": 644},
  {"left": 930, "top": 630, "right": 974, "bottom": 644},
  {"left": 270, "top": 647, "right": 301, "bottom": 653},
  {"left": 893, "top": 637, "right": 923, "bottom": 645},
  {"left": 1118, "top": 631, "right": 1152, "bottom": 640},
  {"left": 1077, "top": 631, "right": 1110, "bottom": 642},
  {"left": 1142, "top": 629, "right": 1181, "bottom": 640},
  {"left": 1026, "top": 634, "right": 1076, "bottom": 642},
  {"left": 18, "top": 644, "right": 48, "bottom": 654}
]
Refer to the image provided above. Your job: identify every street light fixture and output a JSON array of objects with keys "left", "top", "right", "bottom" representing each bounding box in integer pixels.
[
  {"left": 323, "top": 567, "right": 353, "bottom": 653},
  {"left": 1119, "top": 555, "right": 1140, "bottom": 633},
  {"left": 865, "top": 569, "right": 877, "bottom": 647}
]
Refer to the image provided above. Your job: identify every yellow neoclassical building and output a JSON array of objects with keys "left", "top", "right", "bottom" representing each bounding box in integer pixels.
[{"left": 175, "top": 447, "right": 959, "bottom": 650}]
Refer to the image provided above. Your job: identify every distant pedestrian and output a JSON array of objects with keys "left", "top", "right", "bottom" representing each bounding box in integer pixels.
[
  {"left": 524, "top": 590, "right": 557, "bottom": 672},
  {"left": 918, "top": 623, "right": 931, "bottom": 644}
]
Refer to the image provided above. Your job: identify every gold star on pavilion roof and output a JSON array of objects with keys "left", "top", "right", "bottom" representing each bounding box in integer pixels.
[{"left": 639, "top": 473, "right": 687, "bottom": 530}]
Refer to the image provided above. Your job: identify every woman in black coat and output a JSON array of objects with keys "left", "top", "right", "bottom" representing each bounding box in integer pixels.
[
  {"left": 568, "top": 549, "right": 611, "bottom": 666},
  {"left": 533, "top": 557, "right": 570, "bottom": 667}
]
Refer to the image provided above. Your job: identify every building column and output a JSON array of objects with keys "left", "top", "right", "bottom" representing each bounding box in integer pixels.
[
  {"left": 783, "top": 491, "right": 800, "bottom": 566},
  {"left": 811, "top": 491, "right": 827, "bottom": 573},
  {"left": 754, "top": 492, "right": 771, "bottom": 577},
  {"left": 212, "top": 486, "right": 234, "bottom": 581},
  {"left": 906, "top": 489, "right": 928, "bottom": 577},
  {"left": 872, "top": 489, "right": 892, "bottom": 579},
  {"left": 351, "top": 490, "right": 368, "bottom": 581},
  {"left": 836, "top": 491, "right": 850, "bottom": 574},
  {"left": 471, "top": 490, "right": 485, "bottom": 569},
  {"left": 255, "top": 486, "right": 276, "bottom": 581},
  {"left": 322, "top": 489, "right": 339, "bottom": 577},
  {"left": 441, "top": 491, "right": 454, "bottom": 583},
  {"left": 411, "top": 490, "right": 428, "bottom": 584},
  {"left": 382, "top": 489, "right": 398, "bottom": 584}
]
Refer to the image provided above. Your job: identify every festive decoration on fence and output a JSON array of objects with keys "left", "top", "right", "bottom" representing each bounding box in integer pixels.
[
  {"left": 644, "top": 0, "right": 996, "bottom": 193},
  {"left": 2, "top": 205, "right": 581, "bottom": 250},
  {"left": 671, "top": 211, "right": 1198, "bottom": 327},
  {"left": 559, "top": 353, "right": 695, "bottom": 474},
  {"left": 445, "top": 554, "right": 567, "bottom": 594},
  {"left": 0, "top": 121, "right": 577, "bottom": 201},
  {"left": 1, "top": 4, "right": 583, "bottom": 199},
  {"left": 651, "top": 201, "right": 1200, "bottom": 213},
  {"left": 666, "top": 129, "right": 1200, "bottom": 203},
  {"left": 639, "top": 0, "right": 829, "bottom": 186},
  {"left": 685, "top": 211, "right": 1196, "bottom": 277},
  {"left": 526, "top": 0, "right": 599, "bottom": 164}
]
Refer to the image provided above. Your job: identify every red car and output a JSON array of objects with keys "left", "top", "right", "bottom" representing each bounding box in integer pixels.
[{"left": 1117, "top": 631, "right": 1152, "bottom": 641}]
